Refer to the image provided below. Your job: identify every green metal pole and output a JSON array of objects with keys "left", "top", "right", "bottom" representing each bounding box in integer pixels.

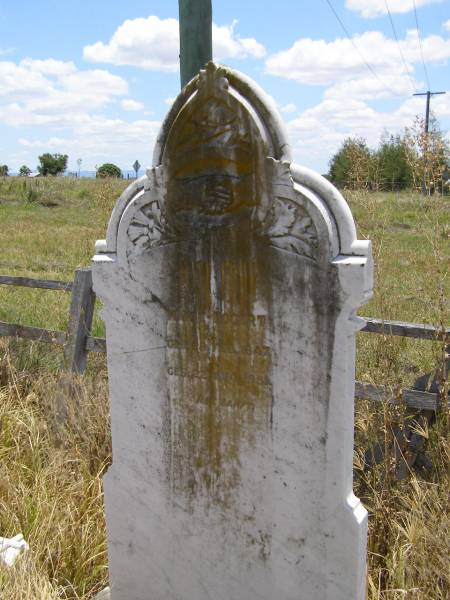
[{"left": 179, "top": 0, "right": 213, "bottom": 88}]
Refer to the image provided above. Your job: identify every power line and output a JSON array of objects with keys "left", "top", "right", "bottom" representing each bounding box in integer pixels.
[
  {"left": 324, "top": 0, "right": 392, "bottom": 94},
  {"left": 412, "top": 0, "right": 431, "bottom": 89},
  {"left": 384, "top": 0, "right": 416, "bottom": 93}
]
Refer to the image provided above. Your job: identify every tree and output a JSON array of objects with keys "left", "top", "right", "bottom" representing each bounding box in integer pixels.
[
  {"left": 37, "top": 153, "right": 68, "bottom": 176},
  {"left": 375, "top": 133, "right": 413, "bottom": 191},
  {"left": 0, "top": 165, "right": 9, "bottom": 176},
  {"left": 19, "top": 165, "right": 31, "bottom": 176},
  {"left": 328, "top": 138, "right": 372, "bottom": 189},
  {"left": 96, "top": 163, "right": 122, "bottom": 178},
  {"left": 404, "top": 115, "right": 449, "bottom": 195}
]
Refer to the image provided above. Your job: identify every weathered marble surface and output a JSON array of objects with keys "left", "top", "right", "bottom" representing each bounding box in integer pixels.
[
  {"left": 93, "top": 588, "right": 110, "bottom": 600},
  {"left": 93, "top": 63, "right": 372, "bottom": 600}
]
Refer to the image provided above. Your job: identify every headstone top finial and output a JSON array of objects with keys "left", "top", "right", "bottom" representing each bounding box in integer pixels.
[{"left": 197, "top": 62, "right": 229, "bottom": 98}]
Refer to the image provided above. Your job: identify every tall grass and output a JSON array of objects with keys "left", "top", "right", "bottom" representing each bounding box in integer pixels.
[
  {"left": 0, "top": 181, "right": 448, "bottom": 598},
  {"left": 0, "top": 358, "right": 110, "bottom": 599}
]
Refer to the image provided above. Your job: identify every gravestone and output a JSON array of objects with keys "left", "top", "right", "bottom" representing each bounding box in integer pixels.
[{"left": 93, "top": 63, "right": 373, "bottom": 600}]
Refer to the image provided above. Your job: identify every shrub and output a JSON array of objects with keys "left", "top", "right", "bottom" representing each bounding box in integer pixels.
[{"left": 96, "top": 163, "right": 122, "bottom": 178}]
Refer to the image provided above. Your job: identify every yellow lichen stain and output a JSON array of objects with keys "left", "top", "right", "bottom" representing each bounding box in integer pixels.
[
  {"left": 167, "top": 234, "right": 273, "bottom": 512},
  {"left": 172, "top": 156, "right": 252, "bottom": 180},
  {"left": 164, "top": 88, "right": 265, "bottom": 227},
  {"left": 163, "top": 65, "right": 274, "bottom": 512}
]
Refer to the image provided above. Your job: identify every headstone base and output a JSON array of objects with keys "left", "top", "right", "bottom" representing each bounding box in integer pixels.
[{"left": 93, "top": 587, "right": 110, "bottom": 600}]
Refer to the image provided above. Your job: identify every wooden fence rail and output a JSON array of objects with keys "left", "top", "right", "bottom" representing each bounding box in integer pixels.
[
  {"left": 1, "top": 269, "right": 448, "bottom": 410},
  {"left": 0, "top": 275, "right": 73, "bottom": 291},
  {"left": 360, "top": 318, "right": 448, "bottom": 341}
]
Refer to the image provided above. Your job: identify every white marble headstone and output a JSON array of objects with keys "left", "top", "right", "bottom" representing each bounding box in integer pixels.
[{"left": 93, "top": 63, "right": 372, "bottom": 600}]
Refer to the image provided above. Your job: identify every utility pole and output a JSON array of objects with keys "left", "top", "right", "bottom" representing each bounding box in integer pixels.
[
  {"left": 413, "top": 90, "right": 446, "bottom": 195},
  {"left": 179, "top": 0, "right": 212, "bottom": 88},
  {"left": 413, "top": 90, "right": 446, "bottom": 133}
]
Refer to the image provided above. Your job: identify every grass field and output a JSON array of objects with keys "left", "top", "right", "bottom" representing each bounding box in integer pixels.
[{"left": 0, "top": 176, "right": 448, "bottom": 599}]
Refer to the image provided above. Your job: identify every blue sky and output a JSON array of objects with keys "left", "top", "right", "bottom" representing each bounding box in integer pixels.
[{"left": 0, "top": 0, "right": 449, "bottom": 174}]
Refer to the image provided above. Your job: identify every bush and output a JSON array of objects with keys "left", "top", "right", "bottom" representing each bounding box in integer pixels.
[
  {"left": 0, "top": 164, "right": 9, "bottom": 176},
  {"left": 96, "top": 163, "right": 122, "bottom": 178}
]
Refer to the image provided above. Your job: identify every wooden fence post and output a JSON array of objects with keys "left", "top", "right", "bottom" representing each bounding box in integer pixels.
[{"left": 64, "top": 268, "right": 95, "bottom": 373}]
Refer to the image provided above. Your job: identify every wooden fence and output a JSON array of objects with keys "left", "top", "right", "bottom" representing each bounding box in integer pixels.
[{"left": 0, "top": 269, "right": 448, "bottom": 411}]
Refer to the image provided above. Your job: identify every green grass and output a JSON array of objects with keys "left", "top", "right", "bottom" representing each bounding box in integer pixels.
[
  {"left": 0, "top": 177, "right": 128, "bottom": 352},
  {"left": 0, "top": 178, "right": 448, "bottom": 599},
  {"left": 0, "top": 176, "right": 127, "bottom": 277},
  {"left": 1, "top": 181, "right": 447, "bottom": 384}
]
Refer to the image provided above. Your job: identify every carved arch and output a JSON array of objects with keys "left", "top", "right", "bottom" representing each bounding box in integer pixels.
[{"left": 102, "top": 63, "right": 363, "bottom": 262}]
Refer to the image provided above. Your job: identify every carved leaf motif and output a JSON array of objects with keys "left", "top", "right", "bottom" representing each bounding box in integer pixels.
[
  {"left": 265, "top": 199, "right": 296, "bottom": 237},
  {"left": 128, "top": 200, "right": 167, "bottom": 249},
  {"left": 265, "top": 198, "right": 318, "bottom": 260}
]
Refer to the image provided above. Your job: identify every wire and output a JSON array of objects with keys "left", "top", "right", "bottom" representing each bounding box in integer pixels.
[
  {"left": 413, "top": 0, "right": 431, "bottom": 89},
  {"left": 384, "top": 0, "right": 417, "bottom": 93},
  {"left": 324, "top": 0, "right": 392, "bottom": 94}
]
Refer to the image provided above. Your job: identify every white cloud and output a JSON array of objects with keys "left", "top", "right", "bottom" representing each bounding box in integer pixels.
[
  {"left": 280, "top": 103, "right": 297, "bottom": 113},
  {"left": 265, "top": 30, "right": 450, "bottom": 99},
  {"left": 0, "top": 56, "right": 148, "bottom": 170},
  {"left": 84, "top": 16, "right": 179, "bottom": 71},
  {"left": 16, "top": 115, "right": 161, "bottom": 171},
  {"left": 213, "top": 20, "right": 266, "bottom": 60},
  {"left": 0, "top": 47, "right": 14, "bottom": 57},
  {"left": 18, "top": 136, "right": 67, "bottom": 148},
  {"left": 19, "top": 58, "right": 77, "bottom": 76},
  {"left": 444, "top": 19, "right": 450, "bottom": 31},
  {"left": 346, "top": 0, "right": 444, "bottom": 19},
  {"left": 121, "top": 98, "right": 145, "bottom": 111},
  {"left": 287, "top": 93, "right": 450, "bottom": 170},
  {"left": 324, "top": 74, "right": 418, "bottom": 100},
  {"left": 0, "top": 58, "right": 128, "bottom": 127},
  {"left": 83, "top": 15, "right": 265, "bottom": 70}
]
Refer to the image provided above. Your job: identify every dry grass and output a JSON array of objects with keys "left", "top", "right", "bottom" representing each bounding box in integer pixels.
[
  {"left": 354, "top": 395, "right": 449, "bottom": 599},
  {"left": 0, "top": 181, "right": 448, "bottom": 598},
  {"left": 0, "top": 357, "right": 111, "bottom": 599}
]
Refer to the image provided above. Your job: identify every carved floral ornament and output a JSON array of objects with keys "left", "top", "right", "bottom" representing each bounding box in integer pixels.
[
  {"left": 127, "top": 166, "right": 318, "bottom": 261},
  {"left": 126, "top": 63, "right": 318, "bottom": 261}
]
